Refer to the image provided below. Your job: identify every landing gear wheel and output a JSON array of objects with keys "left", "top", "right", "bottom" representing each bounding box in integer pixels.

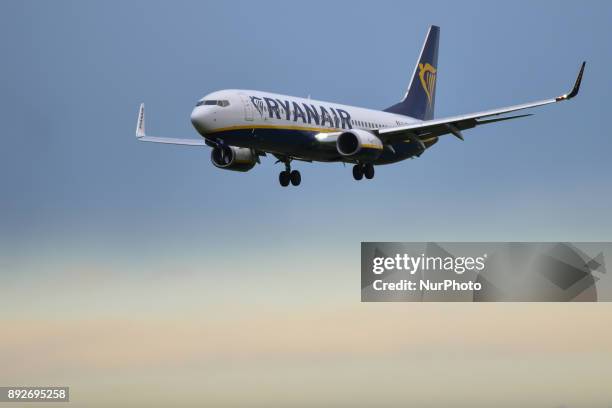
[
  {"left": 290, "top": 170, "right": 301, "bottom": 186},
  {"left": 364, "top": 164, "right": 375, "bottom": 179},
  {"left": 279, "top": 171, "right": 290, "bottom": 187},
  {"left": 352, "top": 164, "right": 363, "bottom": 180}
]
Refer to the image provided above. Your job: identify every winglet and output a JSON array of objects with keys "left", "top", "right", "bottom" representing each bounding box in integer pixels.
[
  {"left": 556, "top": 61, "right": 585, "bottom": 101},
  {"left": 136, "top": 103, "right": 146, "bottom": 138}
]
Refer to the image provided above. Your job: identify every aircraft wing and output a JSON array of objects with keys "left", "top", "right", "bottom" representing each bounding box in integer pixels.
[
  {"left": 377, "top": 62, "right": 585, "bottom": 144},
  {"left": 135, "top": 103, "right": 208, "bottom": 146}
]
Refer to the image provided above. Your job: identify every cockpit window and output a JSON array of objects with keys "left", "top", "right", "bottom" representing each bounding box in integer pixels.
[{"left": 196, "top": 100, "right": 230, "bottom": 107}]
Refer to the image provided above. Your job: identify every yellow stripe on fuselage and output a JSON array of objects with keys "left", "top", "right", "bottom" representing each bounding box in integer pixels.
[{"left": 207, "top": 124, "right": 342, "bottom": 134}]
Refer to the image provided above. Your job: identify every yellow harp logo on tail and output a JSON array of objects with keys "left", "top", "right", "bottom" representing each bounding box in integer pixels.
[{"left": 418, "top": 63, "right": 437, "bottom": 107}]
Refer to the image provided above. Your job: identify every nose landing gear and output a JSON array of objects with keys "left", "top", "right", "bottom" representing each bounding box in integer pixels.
[{"left": 353, "top": 163, "right": 375, "bottom": 181}]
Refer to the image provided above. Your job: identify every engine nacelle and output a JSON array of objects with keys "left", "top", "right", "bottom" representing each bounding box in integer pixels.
[
  {"left": 336, "top": 129, "right": 383, "bottom": 162},
  {"left": 211, "top": 145, "right": 257, "bottom": 172}
]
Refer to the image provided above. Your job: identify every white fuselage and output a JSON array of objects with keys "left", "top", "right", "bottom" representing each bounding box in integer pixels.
[{"left": 189, "top": 89, "right": 422, "bottom": 162}]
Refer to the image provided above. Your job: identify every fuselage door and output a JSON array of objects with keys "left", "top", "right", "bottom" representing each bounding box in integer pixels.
[{"left": 239, "top": 93, "right": 254, "bottom": 121}]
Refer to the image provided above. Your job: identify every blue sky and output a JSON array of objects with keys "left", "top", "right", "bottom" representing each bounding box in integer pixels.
[
  {"left": 1, "top": 1, "right": 611, "bottom": 406},
  {"left": 1, "top": 0, "right": 610, "bottom": 258},
  {"left": 0, "top": 2, "right": 612, "bottom": 258}
]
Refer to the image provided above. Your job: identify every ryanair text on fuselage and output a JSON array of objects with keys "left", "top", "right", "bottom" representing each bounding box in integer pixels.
[{"left": 249, "top": 95, "right": 353, "bottom": 129}]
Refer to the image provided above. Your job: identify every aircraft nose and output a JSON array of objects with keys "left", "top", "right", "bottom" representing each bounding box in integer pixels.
[{"left": 190, "top": 106, "right": 210, "bottom": 134}]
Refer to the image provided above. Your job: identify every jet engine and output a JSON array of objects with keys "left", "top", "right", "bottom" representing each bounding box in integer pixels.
[
  {"left": 211, "top": 145, "right": 257, "bottom": 172},
  {"left": 336, "top": 129, "right": 384, "bottom": 162}
]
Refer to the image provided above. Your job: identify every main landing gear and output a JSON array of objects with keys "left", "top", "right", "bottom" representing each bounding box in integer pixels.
[
  {"left": 352, "top": 163, "right": 375, "bottom": 181},
  {"left": 278, "top": 160, "right": 301, "bottom": 187}
]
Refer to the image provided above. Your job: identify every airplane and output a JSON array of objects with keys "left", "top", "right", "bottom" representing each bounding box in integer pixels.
[{"left": 135, "top": 25, "right": 585, "bottom": 187}]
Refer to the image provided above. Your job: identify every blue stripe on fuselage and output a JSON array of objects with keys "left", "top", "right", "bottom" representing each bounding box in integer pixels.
[
  {"left": 210, "top": 127, "right": 429, "bottom": 164},
  {"left": 213, "top": 127, "right": 331, "bottom": 159}
]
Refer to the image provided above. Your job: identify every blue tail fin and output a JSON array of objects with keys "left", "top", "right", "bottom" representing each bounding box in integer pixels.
[{"left": 384, "top": 25, "right": 440, "bottom": 120}]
